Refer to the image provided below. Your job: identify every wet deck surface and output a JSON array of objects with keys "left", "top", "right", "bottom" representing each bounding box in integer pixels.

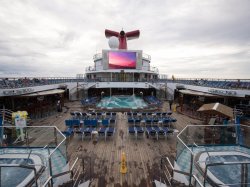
[{"left": 31, "top": 101, "right": 202, "bottom": 187}]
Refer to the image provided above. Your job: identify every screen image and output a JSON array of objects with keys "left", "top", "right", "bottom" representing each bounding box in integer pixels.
[{"left": 108, "top": 51, "right": 136, "bottom": 69}]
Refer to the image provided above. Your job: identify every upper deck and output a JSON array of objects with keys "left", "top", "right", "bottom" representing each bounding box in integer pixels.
[{"left": 85, "top": 52, "right": 159, "bottom": 75}]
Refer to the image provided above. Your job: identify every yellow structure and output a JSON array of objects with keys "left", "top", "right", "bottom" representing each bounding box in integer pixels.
[
  {"left": 173, "top": 104, "right": 177, "bottom": 112},
  {"left": 12, "top": 111, "right": 28, "bottom": 120},
  {"left": 120, "top": 152, "right": 127, "bottom": 174},
  {"left": 12, "top": 111, "right": 28, "bottom": 141}
]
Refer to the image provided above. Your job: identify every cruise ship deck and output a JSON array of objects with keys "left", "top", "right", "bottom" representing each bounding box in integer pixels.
[{"left": 30, "top": 100, "right": 202, "bottom": 187}]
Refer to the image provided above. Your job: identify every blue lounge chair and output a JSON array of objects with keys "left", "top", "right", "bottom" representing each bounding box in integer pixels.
[
  {"left": 135, "top": 119, "right": 141, "bottom": 125},
  {"left": 135, "top": 126, "right": 144, "bottom": 139},
  {"left": 128, "top": 118, "right": 135, "bottom": 124},
  {"left": 146, "top": 119, "right": 153, "bottom": 125},
  {"left": 102, "top": 119, "right": 109, "bottom": 127},
  {"left": 62, "top": 128, "right": 74, "bottom": 137},
  {"left": 128, "top": 126, "right": 136, "bottom": 134},
  {"left": 110, "top": 118, "right": 116, "bottom": 124},
  {"left": 146, "top": 126, "right": 157, "bottom": 139},
  {"left": 81, "top": 127, "right": 94, "bottom": 140},
  {"left": 106, "top": 127, "right": 115, "bottom": 141},
  {"left": 153, "top": 126, "right": 166, "bottom": 139},
  {"left": 98, "top": 127, "right": 107, "bottom": 139}
]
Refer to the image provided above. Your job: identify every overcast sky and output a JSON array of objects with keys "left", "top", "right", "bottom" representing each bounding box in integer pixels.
[{"left": 0, "top": 0, "right": 249, "bottom": 79}]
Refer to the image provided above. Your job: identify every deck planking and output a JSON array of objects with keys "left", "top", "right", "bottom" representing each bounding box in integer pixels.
[{"left": 31, "top": 101, "right": 202, "bottom": 187}]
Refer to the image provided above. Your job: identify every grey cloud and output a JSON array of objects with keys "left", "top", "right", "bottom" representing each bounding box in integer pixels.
[{"left": 0, "top": 0, "right": 249, "bottom": 78}]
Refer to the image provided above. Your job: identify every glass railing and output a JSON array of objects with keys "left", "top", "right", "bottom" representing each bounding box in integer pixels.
[
  {"left": 176, "top": 124, "right": 250, "bottom": 187},
  {"left": 0, "top": 126, "right": 67, "bottom": 187},
  {"left": 85, "top": 66, "right": 159, "bottom": 73},
  {"left": 167, "top": 78, "right": 250, "bottom": 90},
  {"left": 0, "top": 77, "right": 85, "bottom": 89}
]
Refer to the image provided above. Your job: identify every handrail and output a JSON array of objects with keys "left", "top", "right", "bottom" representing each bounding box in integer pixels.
[
  {"left": 51, "top": 157, "right": 79, "bottom": 179},
  {"left": 50, "top": 157, "right": 81, "bottom": 187},
  {"left": 42, "top": 176, "right": 52, "bottom": 187},
  {"left": 177, "top": 127, "right": 194, "bottom": 155},
  {"left": 165, "top": 157, "right": 174, "bottom": 170},
  {"left": 192, "top": 174, "right": 204, "bottom": 187},
  {"left": 70, "top": 157, "right": 79, "bottom": 170},
  {"left": 161, "top": 156, "right": 203, "bottom": 186},
  {"left": 0, "top": 164, "right": 39, "bottom": 187},
  {"left": 48, "top": 127, "right": 66, "bottom": 157},
  {"left": 204, "top": 161, "right": 250, "bottom": 186}
]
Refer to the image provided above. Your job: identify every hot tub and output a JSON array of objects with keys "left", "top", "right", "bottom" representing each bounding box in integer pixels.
[
  {"left": 195, "top": 151, "right": 250, "bottom": 186},
  {"left": 0, "top": 153, "right": 44, "bottom": 187}
]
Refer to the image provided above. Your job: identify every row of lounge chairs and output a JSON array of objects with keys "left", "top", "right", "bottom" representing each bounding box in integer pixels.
[
  {"left": 65, "top": 118, "right": 116, "bottom": 128},
  {"left": 127, "top": 110, "right": 177, "bottom": 140},
  {"left": 127, "top": 111, "right": 177, "bottom": 140},
  {"left": 70, "top": 111, "right": 117, "bottom": 120},
  {"left": 63, "top": 118, "right": 116, "bottom": 141},
  {"left": 128, "top": 125, "right": 174, "bottom": 140},
  {"left": 127, "top": 111, "right": 172, "bottom": 117},
  {"left": 76, "top": 126, "right": 115, "bottom": 141},
  {"left": 81, "top": 97, "right": 100, "bottom": 106},
  {"left": 127, "top": 117, "right": 177, "bottom": 125},
  {"left": 144, "top": 96, "right": 162, "bottom": 106}
]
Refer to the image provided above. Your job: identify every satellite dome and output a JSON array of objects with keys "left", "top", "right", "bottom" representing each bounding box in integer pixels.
[{"left": 108, "top": 36, "right": 119, "bottom": 49}]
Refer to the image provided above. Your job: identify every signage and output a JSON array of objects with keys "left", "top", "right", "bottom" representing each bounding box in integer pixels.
[
  {"left": 3, "top": 88, "right": 34, "bottom": 96},
  {"left": 208, "top": 89, "right": 237, "bottom": 96}
]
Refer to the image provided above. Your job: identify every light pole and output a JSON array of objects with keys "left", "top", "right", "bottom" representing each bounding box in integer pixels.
[
  {"left": 140, "top": 91, "right": 143, "bottom": 98},
  {"left": 101, "top": 91, "right": 104, "bottom": 99}
]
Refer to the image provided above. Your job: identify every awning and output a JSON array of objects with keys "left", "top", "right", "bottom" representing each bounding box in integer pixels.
[
  {"left": 179, "top": 89, "right": 220, "bottom": 97},
  {"left": 197, "top": 102, "right": 233, "bottom": 118},
  {"left": 21, "top": 89, "right": 65, "bottom": 97}
]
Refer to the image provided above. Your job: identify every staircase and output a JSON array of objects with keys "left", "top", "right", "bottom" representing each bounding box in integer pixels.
[{"left": 0, "top": 108, "right": 13, "bottom": 126}]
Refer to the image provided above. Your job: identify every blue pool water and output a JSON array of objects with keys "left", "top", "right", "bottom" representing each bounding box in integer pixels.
[
  {"left": 0, "top": 158, "right": 34, "bottom": 187},
  {"left": 0, "top": 148, "right": 67, "bottom": 186},
  {"left": 206, "top": 155, "right": 250, "bottom": 185},
  {"left": 97, "top": 96, "right": 148, "bottom": 109},
  {"left": 176, "top": 146, "right": 250, "bottom": 186}
]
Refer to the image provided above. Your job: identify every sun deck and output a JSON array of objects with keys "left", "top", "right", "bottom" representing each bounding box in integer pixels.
[{"left": 30, "top": 101, "right": 202, "bottom": 187}]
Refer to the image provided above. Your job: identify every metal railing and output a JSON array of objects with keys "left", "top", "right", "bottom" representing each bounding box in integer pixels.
[
  {"left": 160, "top": 156, "right": 204, "bottom": 187},
  {"left": 48, "top": 157, "right": 84, "bottom": 187},
  {"left": 0, "top": 108, "right": 13, "bottom": 125}
]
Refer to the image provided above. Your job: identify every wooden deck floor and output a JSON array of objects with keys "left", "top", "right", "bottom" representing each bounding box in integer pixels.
[{"left": 31, "top": 101, "right": 202, "bottom": 187}]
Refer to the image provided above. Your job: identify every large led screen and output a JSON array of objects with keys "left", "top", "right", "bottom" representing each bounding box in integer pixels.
[{"left": 108, "top": 51, "right": 136, "bottom": 69}]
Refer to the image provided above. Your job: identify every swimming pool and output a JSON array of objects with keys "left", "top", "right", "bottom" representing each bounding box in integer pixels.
[
  {"left": 97, "top": 95, "right": 148, "bottom": 109},
  {"left": 0, "top": 153, "right": 44, "bottom": 187},
  {"left": 196, "top": 151, "right": 250, "bottom": 186}
]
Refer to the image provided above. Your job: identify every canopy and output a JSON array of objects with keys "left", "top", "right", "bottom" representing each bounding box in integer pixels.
[
  {"left": 179, "top": 89, "right": 219, "bottom": 97},
  {"left": 21, "top": 89, "right": 65, "bottom": 97},
  {"left": 197, "top": 102, "right": 233, "bottom": 119}
]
